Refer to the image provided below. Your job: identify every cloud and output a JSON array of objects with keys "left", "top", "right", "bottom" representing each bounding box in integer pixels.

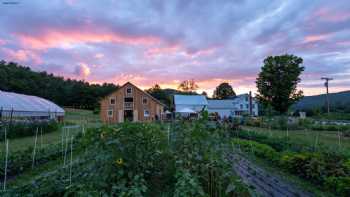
[
  {"left": 0, "top": 0, "right": 349, "bottom": 96},
  {"left": 74, "top": 63, "right": 91, "bottom": 78}
]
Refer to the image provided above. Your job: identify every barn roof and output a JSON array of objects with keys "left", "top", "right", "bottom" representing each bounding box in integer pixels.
[
  {"left": 0, "top": 90, "right": 64, "bottom": 115},
  {"left": 174, "top": 95, "right": 208, "bottom": 105}
]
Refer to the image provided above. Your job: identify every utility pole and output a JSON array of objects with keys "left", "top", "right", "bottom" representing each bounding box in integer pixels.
[{"left": 321, "top": 77, "right": 333, "bottom": 114}]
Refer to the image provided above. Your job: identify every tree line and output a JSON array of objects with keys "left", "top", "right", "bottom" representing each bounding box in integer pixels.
[{"left": 0, "top": 60, "right": 118, "bottom": 109}]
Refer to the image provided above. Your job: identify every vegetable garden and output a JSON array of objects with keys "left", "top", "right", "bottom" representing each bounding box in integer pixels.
[{"left": 1, "top": 117, "right": 349, "bottom": 196}]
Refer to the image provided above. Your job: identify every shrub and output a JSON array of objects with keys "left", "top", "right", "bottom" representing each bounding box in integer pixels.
[
  {"left": 232, "top": 138, "right": 279, "bottom": 162},
  {"left": 324, "top": 177, "right": 350, "bottom": 196}
]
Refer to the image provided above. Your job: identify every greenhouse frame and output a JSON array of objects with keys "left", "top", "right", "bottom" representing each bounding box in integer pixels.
[{"left": 0, "top": 90, "right": 64, "bottom": 121}]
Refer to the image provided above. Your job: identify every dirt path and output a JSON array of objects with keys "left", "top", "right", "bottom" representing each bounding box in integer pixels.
[{"left": 228, "top": 153, "right": 312, "bottom": 197}]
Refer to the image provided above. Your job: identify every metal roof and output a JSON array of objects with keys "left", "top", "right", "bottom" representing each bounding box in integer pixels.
[
  {"left": 0, "top": 90, "right": 64, "bottom": 116},
  {"left": 207, "top": 99, "right": 236, "bottom": 109},
  {"left": 174, "top": 95, "right": 208, "bottom": 105}
]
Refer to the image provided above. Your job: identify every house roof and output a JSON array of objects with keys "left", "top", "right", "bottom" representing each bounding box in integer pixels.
[
  {"left": 111, "top": 82, "right": 166, "bottom": 107},
  {"left": 174, "top": 95, "right": 208, "bottom": 105},
  {"left": 207, "top": 99, "right": 236, "bottom": 109}
]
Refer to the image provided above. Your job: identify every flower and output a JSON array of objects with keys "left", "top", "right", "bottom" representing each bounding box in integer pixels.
[
  {"left": 100, "top": 132, "right": 106, "bottom": 139},
  {"left": 115, "top": 158, "right": 124, "bottom": 166}
]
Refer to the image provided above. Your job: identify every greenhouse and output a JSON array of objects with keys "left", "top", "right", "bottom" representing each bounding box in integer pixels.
[{"left": 0, "top": 90, "right": 64, "bottom": 121}]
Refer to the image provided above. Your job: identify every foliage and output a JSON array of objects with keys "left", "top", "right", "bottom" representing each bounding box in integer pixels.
[
  {"left": 256, "top": 54, "right": 305, "bottom": 114},
  {"left": 0, "top": 121, "right": 59, "bottom": 141},
  {"left": 4, "top": 122, "right": 251, "bottom": 196},
  {"left": 232, "top": 138, "right": 279, "bottom": 161},
  {"left": 213, "top": 82, "right": 236, "bottom": 99},
  {"left": 231, "top": 131, "right": 350, "bottom": 196},
  {"left": 177, "top": 79, "right": 199, "bottom": 92},
  {"left": 0, "top": 60, "right": 118, "bottom": 109}
]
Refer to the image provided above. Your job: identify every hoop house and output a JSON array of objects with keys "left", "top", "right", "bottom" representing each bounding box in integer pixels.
[{"left": 0, "top": 91, "right": 64, "bottom": 120}]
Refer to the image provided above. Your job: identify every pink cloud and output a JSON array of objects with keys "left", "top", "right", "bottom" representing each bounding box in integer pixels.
[
  {"left": 1, "top": 48, "right": 42, "bottom": 64},
  {"left": 303, "top": 34, "right": 331, "bottom": 43},
  {"left": 0, "top": 39, "right": 6, "bottom": 45},
  {"left": 314, "top": 8, "right": 350, "bottom": 23},
  {"left": 16, "top": 30, "right": 161, "bottom": 50},
  {"left": 74, "top": 63, "right": 91, "bottom": 78}
]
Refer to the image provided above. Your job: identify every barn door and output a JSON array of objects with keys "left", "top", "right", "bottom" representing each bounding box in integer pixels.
[
  {"left": 133, "top": 110, "right": 138, "bottom": 122},
  {"left": 118, "top": 110, "right": 124, "bottom": 123}
]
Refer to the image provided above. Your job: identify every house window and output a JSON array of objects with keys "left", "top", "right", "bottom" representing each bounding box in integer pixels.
[
  {"left": 144, "top": 109, "right": 150, "bottom": 117},
  {"left": 246, "top": 104, "right": 249, "bottom": 109},
  {"left": 240, "top": 104, "right": 243, "bottom": 109},
  {"left": 252, "top": 104, "right": 255, "bottom": 109},
  {"left": 107, "top": 109, "right": 113, "bottom": 117},
  {"left": 245, "top": 97, "right": 248, "bottom": 102},
  {"left": 142, "top": 97, "right": 148, "bottom": 105},
  {"left": 126, "top": 87, "right": 133, "bottom": 94},
  {"left": 110, "top": 97, "right": 116, "bottom": 105}
]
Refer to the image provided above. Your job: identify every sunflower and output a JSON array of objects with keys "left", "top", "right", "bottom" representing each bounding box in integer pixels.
[
  {"left": 115, "top": 158, "right": 124, "bottom": 166},
  {"left": 100, "top": 132, "right": 106, "bottom": 139}
]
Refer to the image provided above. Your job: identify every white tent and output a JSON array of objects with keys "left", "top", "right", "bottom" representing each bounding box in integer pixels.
[
  {"left": 0, "top": 90, "right": 64, "bottom": 118},
  {"left": 177, "top": 107, "right": 196, "bottom": 113}
]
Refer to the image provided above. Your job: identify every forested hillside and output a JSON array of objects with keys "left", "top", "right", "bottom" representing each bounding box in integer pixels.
[
  {"left": 0, "top": 60, "right": 118, "bottom": 109},
  {"left": 294, "top": 90, "right": 350, "bottom": 113}
]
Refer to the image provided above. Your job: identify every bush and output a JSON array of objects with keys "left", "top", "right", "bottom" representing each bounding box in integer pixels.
[
  {"left": 0, "top": 120, "right": 59, "bottom": 141},
  {"left": 232, "top": 138, "right": 279, "bottom": 162},
  {"left": 324, "top": 177, "right": 350, "bottom": 196}
]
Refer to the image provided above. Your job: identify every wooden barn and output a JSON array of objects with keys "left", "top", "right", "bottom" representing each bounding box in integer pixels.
[{"left": 100, "top": 82, "right": 165, "bottom": 123}]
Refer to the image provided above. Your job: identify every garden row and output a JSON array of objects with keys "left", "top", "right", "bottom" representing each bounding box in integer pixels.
[
  {"left": 0, "top": 121, "right": 59, "bottom": 141},
  {"left": 244, "top": 116, "right": 350, "bottom": 135},
  {"left": 231, "top": 129, "right": 350, "bottom": 196},
  {"left": 0, "top": 130, "right": 82, "bottom": 181},
  {"left": 3, "top": 121, "right": 252, "bottom": 196}
]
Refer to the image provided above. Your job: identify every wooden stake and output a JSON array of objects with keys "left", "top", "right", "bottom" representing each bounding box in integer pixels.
[
  {"left": 69, "top": 136, "right": 73, "bottom": 186},
  {"left": 3, "top": 140, "right": 9, "bottom": 191},
  {"left": 32, "top": 128, "right": 38, "bottom": 169},
  {"left": 40, "top": 127, "right": 43, "bottom": 149}
]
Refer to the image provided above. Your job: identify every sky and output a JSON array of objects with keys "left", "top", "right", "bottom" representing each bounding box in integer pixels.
[{"left": 1, "top": 0, "right": 350, "bottom": 96}]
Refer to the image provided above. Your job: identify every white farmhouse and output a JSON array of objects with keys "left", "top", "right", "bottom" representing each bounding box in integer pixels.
[
  {"left": 230, "top": 94, "right": 258, "bottom": 116},
  {"left": 208, "top": 94, "right": 259, "bottom": 117},
  {"left": 174, "top": 95, "right": 208, "bottom": 113}
]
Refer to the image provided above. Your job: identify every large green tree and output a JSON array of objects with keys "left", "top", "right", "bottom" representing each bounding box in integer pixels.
[
  {"left": 213, "top": 82, "right": 236, "bottom": 99},
  {"left": 256, "top": 54, "right": 305, "bottom": 114}
]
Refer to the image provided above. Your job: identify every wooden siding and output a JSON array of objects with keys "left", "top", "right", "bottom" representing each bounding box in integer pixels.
[{"left": 100, "top": 82, "right": 164, "bottom": 123}]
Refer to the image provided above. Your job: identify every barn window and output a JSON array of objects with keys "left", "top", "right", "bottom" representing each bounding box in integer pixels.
[
  {"left": 126, "top": 87, "right": 132, "bottom": 94},
  {"left": 144, "top": 109, "right": 150, "bottom": 117},
  {"left": 110, "top": 97, "right": 116, "bottom": 105},
  {"left": 142, "top": 97, "right": 148, "bottom": 105},
  {"left": 107, "top": 109, "right": 113, "bottom": 117}
]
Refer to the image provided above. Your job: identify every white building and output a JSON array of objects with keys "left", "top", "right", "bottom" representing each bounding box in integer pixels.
[
  {"left": 231, "top": 94, "right": 258, "bottom": 116},
  {"left": 207, "top": 99, "right": 236, "bottom": 118},
  {"left": 0, "top": 90, "right": 65, "bottom": 120},
  {"left": 207, "top": 94, "right": 259, "bottom": 117},
  {"left": 174, "top": 95, "right": 208, "bottom": 113}
]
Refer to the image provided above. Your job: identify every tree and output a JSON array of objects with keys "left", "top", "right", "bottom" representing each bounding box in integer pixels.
[
  {"left": 177, "top": 79, "right": 199, "bottom": 92},
  {"left": 256, "top": 54, "right": 305, "bottom": 114},
  {"left": 201, "top": 91, "right": 208, "bottom": 97},
  {"left": 213, "top": 82, "right": 236, "bottom": 99}
]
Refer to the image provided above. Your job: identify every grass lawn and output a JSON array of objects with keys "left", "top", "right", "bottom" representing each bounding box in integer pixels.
[
  {"left": 0, "top": 126, "right": 82, "bottom": 153},
  {"left": 0, "top": 108, "right": 97, "bottom": 153},
  {"left": 64, "top": 108, "right": 101, "bottom": 128},
  {"left": 242, "top": 126, "right": 350, "bottom": 151}
]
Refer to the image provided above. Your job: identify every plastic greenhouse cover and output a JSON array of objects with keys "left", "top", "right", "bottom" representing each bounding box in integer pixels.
[{"left": 0, "top": 91, "right": 64, "bottom": 117}]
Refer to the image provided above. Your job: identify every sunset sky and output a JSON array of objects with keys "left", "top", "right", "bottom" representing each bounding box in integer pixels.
[{"left": 1, "top": 0, "right": 349, "bottom": 96}]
